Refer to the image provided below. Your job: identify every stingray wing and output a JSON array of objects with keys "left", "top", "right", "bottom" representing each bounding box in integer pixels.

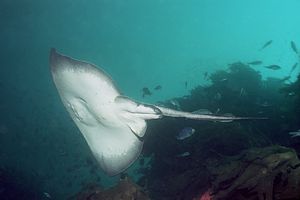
[{"left": 49, "top": 49, "right": 161, "bottom": 175}]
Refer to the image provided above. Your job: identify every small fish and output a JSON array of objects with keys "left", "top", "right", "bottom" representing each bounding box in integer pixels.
[
  {"left": 170, "top": 99, "right": 181, "bottom": 110},
  {"left": 185, "top": 81, "right": 188, "bottom": 89},
  {"left": 289, "top": 62, "right": 298, "bottom": 75},
  {"left": 259, "top": 40, "right": 273, "bottom": 50},
  {"left": 288, "top": 129, "right": 300, "bottom": 138},
  {"left": 280, "top": 75, "right": 291, "bottom": 82},
  {"left": 154, "top": 85, "right": 162, "bottom": 90},
  {"left": 248, "top": 61, "right": 263, "bottom": 65},
  {"left": 239, "top": 88, "right": 246, "bottom": 97},
  {"left": 291, "top": 41, "right": 298, "bottom": 54},
  {"left": 288, "top": 92, "right": 296, "bottom": 96},
  {"left": 142, "top": 87, "right": 151, "bottom": 98},
  {"left": 43, "top": 192, "right": 51, "bottom": 199},
  {"left": 264, "top": 65, "right": 281, "bottom": 70},
  {"left": 176, "top": 151, "right": 190, "bottom": 157},
  {"left": 214, "top": 92, "right": 222, "bottom": 100},
  {"left": 203, "top": 72, "right": 209, "bottom": 80},
  {"left": 192, "top": 109, "right": 213, "bottom": 115},
  {"left": 176, "top": 127, "right": 195, "bottom": 140}
]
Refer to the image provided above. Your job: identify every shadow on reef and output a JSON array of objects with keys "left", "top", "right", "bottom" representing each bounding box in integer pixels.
[{"left": 75, "top": 62, "right": 300, "bottom": 200}]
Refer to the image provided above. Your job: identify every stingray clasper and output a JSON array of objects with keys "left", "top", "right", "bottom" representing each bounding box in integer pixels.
[{"left": 49, "top": 49, "right": 263, "bottom": 176}]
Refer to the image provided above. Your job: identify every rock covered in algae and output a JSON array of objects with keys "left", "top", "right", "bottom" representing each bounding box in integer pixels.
[
  {"left": 206, "top": 145, "right": 300, "bottom": 200},
  {"left": 72, "top": 177, "right": 150, "bottom": 200}
]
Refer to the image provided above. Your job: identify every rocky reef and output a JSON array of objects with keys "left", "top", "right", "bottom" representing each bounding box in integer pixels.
[
  {"left": 72, "top": 62, "right": 300, "bottom": 200},
  {"left": 71, "top": 176, "right": 150, "bottom": 200},
  {"left": 207, "top": 146, "right": 300, "bottom": 200}
]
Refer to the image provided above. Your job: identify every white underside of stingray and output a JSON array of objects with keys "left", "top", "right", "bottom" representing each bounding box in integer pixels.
[{"left": 49, "top": 49, "right": 264, "bottom": 176}]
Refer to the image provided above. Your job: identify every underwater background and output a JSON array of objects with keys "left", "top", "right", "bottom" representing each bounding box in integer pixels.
[{"left": 0, "top": 0, "right": 300, "bottom": 199}]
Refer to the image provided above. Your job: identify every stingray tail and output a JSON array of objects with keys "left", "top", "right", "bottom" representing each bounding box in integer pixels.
[{"left": 156, "top": 106, "right": 267, "bottom": 121}]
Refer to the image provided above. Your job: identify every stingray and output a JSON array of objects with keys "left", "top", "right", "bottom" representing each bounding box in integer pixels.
[{"left": 49, "top": 48, "right": 265, "bottom": 176}]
